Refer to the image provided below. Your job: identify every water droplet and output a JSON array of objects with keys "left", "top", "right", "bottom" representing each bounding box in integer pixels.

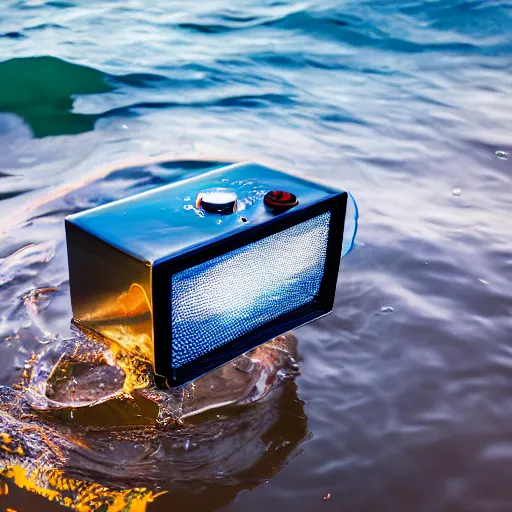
[
  {"left": 121, "top": 124, "right": 128, "bottom": 130},
  {"left": 183, "top": 204, "right": 204, "bottom": 217},
  {"left": 496, "top": 150, "right": 509, "bottom": 160},
  {"left": 99, "top": 382, "right": 105, "bottom": 389},
  {"left": 184, "top": 439, "right": 190, "bottom": 451},
  {"left": 452, "top": 188, "right": 462, "bottom": 196},
  {"left": 380, "top": 306, "right": 394, "bottom": 314},
  {"left": 183, "top": 196, "right": 190, "bottom": 201},
  {"left": 478, "top": 278, "right": 489, "bottom": 285},
  {"left": 323, "top": 493, "right": 331, "bottom": 501}
]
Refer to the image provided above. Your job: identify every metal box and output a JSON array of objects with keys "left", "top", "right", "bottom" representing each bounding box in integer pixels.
[{"left": 65, "top": 163, "right": 354, "bottom": 387}]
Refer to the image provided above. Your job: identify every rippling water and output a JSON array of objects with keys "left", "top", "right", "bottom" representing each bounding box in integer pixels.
[{"left": 0, "top": 0, "right": 511, "bottom": 510}]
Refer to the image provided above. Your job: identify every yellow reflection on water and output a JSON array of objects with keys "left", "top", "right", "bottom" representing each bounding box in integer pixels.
[
  {"left": 2, "top": 465, "right": 163, "bottom": 512},
  {"left": 1, "top": 406, "right": 165, "bottom": 511},
  {"left": 1, "top": 298, "right": 163, "bottom": 511}
]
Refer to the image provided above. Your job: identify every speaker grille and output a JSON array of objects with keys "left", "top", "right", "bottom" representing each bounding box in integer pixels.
[{"left": 171, "top": 211, "right": 331, "bottom": 368}]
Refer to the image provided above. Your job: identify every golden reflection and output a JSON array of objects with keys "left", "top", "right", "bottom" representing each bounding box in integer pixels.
[
  {"left": 72, "top": 321, "right": 154, "bottom": 396},
  {"left": 69, "top": 280, "right": 156, "bottom": 397},
  {"left": 0, "top": 397, "right": 163, "bottom": 511},
  {"left": 2, "top": 465, "right": 162, "bottom": 512},
  {"left": 77, "top": 282, "right": 155, "bottom": 370},
  {"left": 66, "top": 217, "right": 154, "bottom": 366},
  {"left": 82, "top": 284, "right": 153, "bottom": 325}
]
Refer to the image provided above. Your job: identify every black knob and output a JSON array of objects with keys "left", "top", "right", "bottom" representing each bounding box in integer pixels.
[{"left": 196, "top": 189, "right": 237, "bottom": 215}]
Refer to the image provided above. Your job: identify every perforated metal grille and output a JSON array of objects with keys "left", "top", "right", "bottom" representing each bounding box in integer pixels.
[{"left": 171, "top": 211, "right": 331, "bottom": 368}]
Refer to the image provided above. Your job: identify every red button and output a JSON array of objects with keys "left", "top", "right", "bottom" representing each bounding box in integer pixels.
[{"left": 264, "top": 190, "right": 299, "bottom": 211}]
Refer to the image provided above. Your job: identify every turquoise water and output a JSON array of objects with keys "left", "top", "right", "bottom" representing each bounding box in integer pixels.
[{"left": 0, "top": 0, "right": 512, "bottom": 511}]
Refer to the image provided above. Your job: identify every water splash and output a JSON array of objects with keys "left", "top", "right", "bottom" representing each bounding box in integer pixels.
[
  {"left": 23, "top": 326, "right": 299, "bottom": 420},
  {"left": 0, "top": 329, "right": 304, "bottom": 511}
]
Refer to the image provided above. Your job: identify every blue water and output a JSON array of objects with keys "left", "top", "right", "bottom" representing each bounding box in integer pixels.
[{"left": 0, "top": 0, "right": 512, "bottom": 511}]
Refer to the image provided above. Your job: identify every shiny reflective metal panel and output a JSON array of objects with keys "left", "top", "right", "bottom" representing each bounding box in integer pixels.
[
  {"left": 65, "top": 221, "right": 155, "bottom": 364},
  {"left": 67, "top": 163, "right": 337, "bottom": 263},
  {"left": 66, "top": 162, "right": 352, "bottom": 386}
]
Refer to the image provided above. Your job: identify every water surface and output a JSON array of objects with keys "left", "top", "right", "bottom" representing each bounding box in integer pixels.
[{"left": 0, "top": 0, "right": 512, "bottom": 511}]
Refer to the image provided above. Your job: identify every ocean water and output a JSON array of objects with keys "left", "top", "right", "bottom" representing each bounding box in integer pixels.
[{"left": 0, "top": 0, "right": 512, "bottom": 511}]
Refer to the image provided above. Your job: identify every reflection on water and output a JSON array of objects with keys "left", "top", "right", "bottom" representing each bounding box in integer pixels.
[{"left": 0, "top": 331, "right": 306, "bottom": 512}]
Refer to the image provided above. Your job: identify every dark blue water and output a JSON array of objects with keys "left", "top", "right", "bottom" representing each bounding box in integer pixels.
[{"left": 0, "top": 0, "right": 512, "bottom": 511}]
